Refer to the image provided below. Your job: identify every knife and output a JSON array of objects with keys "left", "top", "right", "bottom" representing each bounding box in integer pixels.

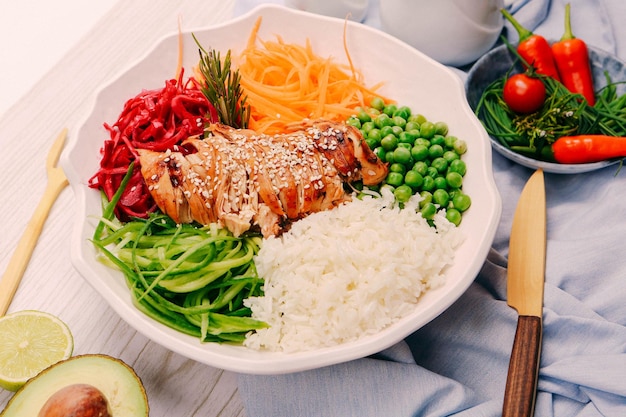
[{"left": 502, "top": 168, "right": 546, "bottom": 417}]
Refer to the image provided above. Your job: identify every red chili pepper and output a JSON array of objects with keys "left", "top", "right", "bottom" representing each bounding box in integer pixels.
[
  {"left": 501, "top": 9, "right": 561, "bottom": 81},
  {"left": 552, "top": 135, "right": 626, "bottom": 164},
  {"left": 551, "top": 3, "right": 596, "bottom": 106}
]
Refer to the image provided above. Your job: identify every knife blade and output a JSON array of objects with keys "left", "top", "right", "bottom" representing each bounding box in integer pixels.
[{"left": 502, "top": 168, "right": 546, "bottom": 417}]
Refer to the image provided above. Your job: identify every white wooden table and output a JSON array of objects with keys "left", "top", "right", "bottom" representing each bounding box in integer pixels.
[{"left": 0, "top": 1, "right": 249, "bottom": 415}]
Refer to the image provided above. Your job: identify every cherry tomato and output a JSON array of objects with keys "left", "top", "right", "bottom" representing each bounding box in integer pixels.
[{"left": 502, "top": 73, "right": 546, "bottom": 114}]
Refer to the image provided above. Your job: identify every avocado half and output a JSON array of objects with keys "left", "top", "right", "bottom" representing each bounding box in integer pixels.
[{"left": 0, "top": 354, "right": 149, "bottom": 416}]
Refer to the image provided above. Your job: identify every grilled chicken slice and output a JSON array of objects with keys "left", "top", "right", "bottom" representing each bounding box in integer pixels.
[
  {"left": 139, "top": 150, "right": 193, "bottom": 224},
  {"left": 138, "top": 120, "right": 388, "bottom": 237},
  {"left": 287, "top": 120, "right": 388, "bottom": 185}
]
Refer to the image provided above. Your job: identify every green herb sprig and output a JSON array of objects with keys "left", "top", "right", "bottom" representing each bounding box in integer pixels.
[{"left": 193, "top": 34, "right": 250, "bottom": 129}]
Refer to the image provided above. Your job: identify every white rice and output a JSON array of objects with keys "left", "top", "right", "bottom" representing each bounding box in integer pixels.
[{"left": 243, "top": 188, "right": 464, "bottom": 352}]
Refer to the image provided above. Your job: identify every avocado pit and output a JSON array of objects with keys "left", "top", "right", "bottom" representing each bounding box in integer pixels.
[{"left": 38, "top": 384, "right": 111, "bottom": 417}]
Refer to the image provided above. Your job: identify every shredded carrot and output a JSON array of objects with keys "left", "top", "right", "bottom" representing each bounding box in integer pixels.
[
  {"left": 342, "top": 17, "right": 357, "bottom": 79},
  {"left": 234, "top": 16, "right": 390, "bottom": 134},
  {"left": 175, "top": 15, "right": 184, "bottom": 80}
]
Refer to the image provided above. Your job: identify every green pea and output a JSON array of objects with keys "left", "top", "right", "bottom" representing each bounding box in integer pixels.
[
  {"left": 383, "top": 104, "right": 398, "bottom": 117},
  {"left": 399, "top": 131, "right": 416, "bottom": 144},
  {"left": 385, "top": 151, "right": 395, "bottom": 163},
  {"left": 433, "top": 189, "right": 450, "bottom": 207},
  {"left": 422, "top": 176, "right": 435, "bottom": 192},
  {"left": 358, "top": 110, "right": 372, "bottom": 124},
  {"left": 452, "top": 193, "right": 472, "bottom": 212},
  {"left": 408, "top": 114, "right": 427, "bottom": 125},
  {"left": 397, "top": 142, "right": 412, "bottom": 150},
  {"left": 405, "top": 121, "right": 420, "bottom": 132},
  {"left": 434, "top": 176, "right": 447, "bottom": 190},
  {"left": 389, "top": 163, "right": 406, "bottom": 174},
  {"left": 375, "top": 113, "right": 394, "bottom": 129},
  {"left": 420, "top": 202, "right": 437, "bottom": 220},
  {"left": 381, "top": 134, "right": 398, "bottom": 151},
  {"left": 370, "top": 97, "right": 385, "bottom": 111},
  {"left": 430, "top": 135, "right": 446, "bottom": 147},
  {"left": 405, "top": 129, "right": 421, "bottom": 140},
  {"left": 428, "top": 144, "right": 444, "bottom": 159},
  {"left": 393, "top": 147, "right": 413, "bottom": 165},
  {"left": 392, "top": 116, "right": 407, "bottom": 129},
  {"left": 444, "top": 135, "right": 458, "bottom": 149},
  {"left": 361, "top": 121, "right": 376, "bottom": 135},
  {"left": 426, "top": 166, "right": 439, "bottom": 178},
  {"left": 380, "top": 125, "right": 394, "bottom": 138},
  {"left": 434, "top": 121, "right": 449, "bottom": 136},
  {"left": 412, "top": 161, "right": 429, "bottom": 176},
  {"left": 449, "top": 159, "right": 467, "bottom": 176},
  {"left": 347, "top": 117, "right": 361, "bottom": 128},
  {"left": 431, "top": 157, "right": 448, "bottom": 173},
  {"left": 419, "top": 191, "right": 433, "bottom": 208},
  {"left": 411, "top": 144, "right": 429, "bottom": 161},
  {"left": 373, "top": 146, "right": 386, "bottom": 161},
  {"left": 394, "top": 184, "right": 413, "bottom": 203},
  {"left": 443, "top": 150, "right": 459, "bottom": 163},
  {"left": 446, "top": 171, "right": 463, "bottom": 189},
  {"left": 404, "top": 170, "right": 424, "bottom": 189},
  {"left": 386, "top": 172, "right": 404, "bottom": 187},
  {"left": 414, "top": 138, "right": 430, "bottom": 148},
  {"left": 391, "top": 125, "right": 404, "bottom": 136},
  {"left": 393, "top": 106, "right": 412, "bottom": 120},
  {"left": 367, "top": 128, "right": 382, "bottom": 143},
  {"left": 365, "top": 138, "right": 378, "bottom": 150},
  {"left": 446, "top": 208, "right": 462, "bottom": 226},
  {"left": 420, "top": 121, "right": 437, "bottom": 139},
  {"left": 453, "top": 139, "right": 468, "bottom": 155}
]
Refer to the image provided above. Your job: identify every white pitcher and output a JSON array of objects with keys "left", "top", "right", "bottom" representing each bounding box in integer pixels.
[{"left": 379, "top": 0, "right": 505, "bottom": 67}]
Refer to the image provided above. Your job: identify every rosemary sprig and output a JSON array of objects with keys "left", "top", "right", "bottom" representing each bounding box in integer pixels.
[{"left": 193, "top": 34, "right": 250, "bottom": 129}]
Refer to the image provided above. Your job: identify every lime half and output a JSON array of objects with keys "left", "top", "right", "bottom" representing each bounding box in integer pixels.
[{"left": 0, "top": 310, "right": 74, "bottom": 391}]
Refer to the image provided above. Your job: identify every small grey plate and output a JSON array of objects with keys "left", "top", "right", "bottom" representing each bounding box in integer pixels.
[{"left": 465, "top": 44, "right": 626, "bottom": 174}]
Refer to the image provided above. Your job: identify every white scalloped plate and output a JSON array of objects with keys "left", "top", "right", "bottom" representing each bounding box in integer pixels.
[{"left": 60, "top": 4, "right": 501, "bottom": 374}]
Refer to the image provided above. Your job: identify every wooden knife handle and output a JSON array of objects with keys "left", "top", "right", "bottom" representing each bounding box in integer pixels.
[{"left": 502, "top": 315, "right": 542, "bottom": 417}]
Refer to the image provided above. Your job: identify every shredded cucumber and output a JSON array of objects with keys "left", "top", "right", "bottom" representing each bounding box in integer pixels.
[{"left": 92, "top": 164, "right": 267, "bottom": 343}]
